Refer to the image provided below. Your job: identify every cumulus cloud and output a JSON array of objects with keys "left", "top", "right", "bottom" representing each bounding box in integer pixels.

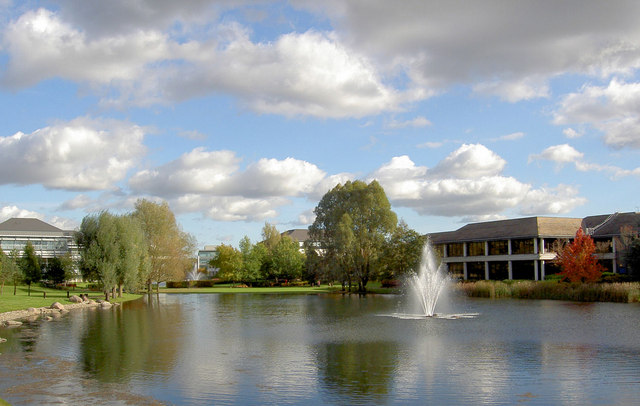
[
  {"left": 317, "top": 1, "right": 640, "bottom": 93},
  {"left": 553, "top": 79, "right": 640, "bottom": 149},
  {"left": 528, "top": 144, "right": 584, "bottom": 166},
  {"left": 370, "top": 144, "right": 585, "bottom": 217},
  {"left": 529, "top": 143, "right": 640, "bottom": 179},
  {"left": 128, "top": 148, "right": 348, "bottom": 221},
  {"left": 520, "top": 185, "right": 587, "bottom": 215},
  {"left": 0, "top": 117, "right": 146, "bottom": 190}
]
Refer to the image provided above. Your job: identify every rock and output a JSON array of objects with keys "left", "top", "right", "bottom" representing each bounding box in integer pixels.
[
  {"left": 50, "top": 302, "right": 65, "bottom": 310},
  {"left": 87, "top": 300, "right": 96, "bottom": 305},
  {"left": 44, "top": 316, "right": 53, "bottom": 321},
  {"left": 5, "top": 320, "right": 22, "bottom": 327},
  {"left": 27, "top": 307, "right": 38, "bottom": 314},
  {"left": 69, "top": 295, "right": 83, "bottom": 303},
  {"left": 100, "top": 301, "right": 113, "bottom": 308},
  {"left": 0, "top": 337, "right": 7, "bottom": 343}
]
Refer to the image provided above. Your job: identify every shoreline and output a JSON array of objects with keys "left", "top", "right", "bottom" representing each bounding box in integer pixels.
[{"left": 0, "top": 299, "right": 122, "bottom": 326}]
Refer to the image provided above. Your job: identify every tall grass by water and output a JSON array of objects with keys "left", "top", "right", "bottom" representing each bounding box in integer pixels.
[{"left": 456, "top": 280, "right": 640, "bottom": 303}]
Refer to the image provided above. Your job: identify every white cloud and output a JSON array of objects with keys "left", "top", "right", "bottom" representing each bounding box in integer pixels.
[
  {"left": 473, "top": 78, "right": 550, "bottom": 102},
  {"left": 528, "top": 144, "right": 584, "bottom": 166},
  {"left": 430, "top": 144, "right": 505, "bottom": 178},
  {"left": 385, "top": 116, "right": 431, "bottom": 129},
  {"left": 129, "top": 148, "right": 240, "bottom": 196},
  {"left": 563, "top": 128, "right": 582, "bottom": 139},
  {"left": 0, "top": 205, "right": 42, "bottom": 222},
  {"left": 370, "top": 144, "right": 585, "bottom": 217},
  {"left": 0, "top": 117, "right": 147, "bottom": 190},
  {"left": 520, "top": 185, "right": 587, "bottom": 215},
  {"left": 529, "top": 143, "right": 640, "bottom": 179},
  {"left": 493, "top": 132, "right": 525, "bottom": 142},
  {"left": 553, "top": 79, "right": 640, "bottom": 149},
  {"left": 1, "top": 8, "right": 172, "bottom": 88},
  {"left": 0, "top": 205, "right": 77, "bottom": 229}
]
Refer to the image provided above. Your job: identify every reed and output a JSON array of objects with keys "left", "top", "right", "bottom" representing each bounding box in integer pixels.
[{"left": 455, "top": 281, "right": 640, "bottom": 303}]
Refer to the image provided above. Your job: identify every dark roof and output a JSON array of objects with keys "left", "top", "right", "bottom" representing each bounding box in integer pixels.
[
  {"left": 582, "top": 212, "right": 640, "bottom": 237},
  {"left": 428, "top": 216, "right": 582, "bottom": 243},
  {"left": 281, "top": 229, "right": 310, "bottom": 242},
  {"left": 0, "top": 218, "right": 63, "bottom": 233}
]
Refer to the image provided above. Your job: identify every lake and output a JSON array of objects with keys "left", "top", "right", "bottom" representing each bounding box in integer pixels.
[{"left": 1, "top": 293, "right": 639, "bottom": 405}]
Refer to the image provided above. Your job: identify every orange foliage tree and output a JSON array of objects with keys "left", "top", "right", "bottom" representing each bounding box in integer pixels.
[{"left": 554, "top": 228, "right": 604, "bottom": 283}]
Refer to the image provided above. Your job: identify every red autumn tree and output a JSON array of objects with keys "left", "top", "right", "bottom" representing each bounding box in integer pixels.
[{"left": 554, "top": 228, "right": 604, "bottom": 283}]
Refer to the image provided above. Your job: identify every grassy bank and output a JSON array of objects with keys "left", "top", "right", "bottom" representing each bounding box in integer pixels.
[
  {"left": 0, "top": 284, "right": 143, "bottom": 313},
  {"left": 455, "top": 280, "right": 640, "bottom": 303},
  {"left": 159, "top": 281, "right": 397, "bottom": 295}
]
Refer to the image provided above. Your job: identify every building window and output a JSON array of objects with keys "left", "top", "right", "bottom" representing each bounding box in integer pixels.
[
  {"left": 448, "top": 263, "right": 464, "bottom": 280},
  {"left": 433, "top": 244, "right": 445, "bottom": 257},
  {"left": 467, "top": 262, "right": 485, "bottom": 280},
  {"left": 446, "top": 242, "right": 464, "bottom": 257},
  {"left": 489, "top": 261, "right": 509, "bottom": 280},
  {"left": 512, "top": 261, "right": 535, "bottom": 280},
  {"left": 488, "top": 240, "right": 508, "bottom": 255},
  {"left": 468, "top": 241, "right": 485, "bottom": 256},
  {"left": 511, "top": 238, "right": 534, "bottom": 255}
]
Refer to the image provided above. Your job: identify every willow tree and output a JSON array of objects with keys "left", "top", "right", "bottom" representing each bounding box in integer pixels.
[
  {"left": 310, "top": 180, "right": 397, "bottom": 292},
  {"left": 133, "top": 199, "right": 195, "bottom": 292}
]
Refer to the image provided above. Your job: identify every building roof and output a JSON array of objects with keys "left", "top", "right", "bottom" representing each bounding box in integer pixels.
[
  {"left": 428, "top": 216, "right": 582, "bottom": 244},
  {"left": 281, "top": 229, "right": 310, "bottom": 242},
  {"left": 0, "top": 218, "right": 64, "bottom": 234},
  {"left": 582, "top": 212, "right": 640, "bottom": 237}
]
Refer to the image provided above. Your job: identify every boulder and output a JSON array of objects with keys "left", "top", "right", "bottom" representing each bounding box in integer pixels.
[
  {"left": 27, "top": 307, "right": 38, "bottom": 314},
  {"left": 100, "top": 301, "right": 113, "bottom": 308},
  {"left": 69, "top": 295, "right": 83, "bottom": 303},
  {"left": 50, "top": 302, "right": 65, "bottom": 310},
  {"left": 5, "top": 320, "right": 23, "bottom": 327},
  {"left": 0, "top": 337, "right": 7, "bottom": 343}
]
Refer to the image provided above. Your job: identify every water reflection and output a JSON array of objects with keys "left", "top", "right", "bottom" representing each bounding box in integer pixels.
[
  {"left": 80, "top": 295, "right": 184, "bottom": 382},
  {"left": 1, "top": 295, "right": 640, "bottom": 405}
]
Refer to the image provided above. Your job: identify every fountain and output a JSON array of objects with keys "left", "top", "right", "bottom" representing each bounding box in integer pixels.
[
  {"left": 186, "top": 263, "right": 205, "bottom": 281},
  {"left": 408, "top": 241, "right": 449, "bottom": 317}
]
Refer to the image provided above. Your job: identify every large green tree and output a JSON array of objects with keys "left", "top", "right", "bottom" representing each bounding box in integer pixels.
[
  {"left": 133, "top": 199, "right": 196, "bottom": 292},
  {"left": 210, "top": 244, "right": 243, "bottom": 283},
  {"left": 0, "top": 250, "right": 21, "bottom": 295},
  {"left": 379, "top": 220, "right": 426, "bottom": 281},
  {"left": 271, "top": 235, "right": 305, "bottom": 281},
  {"left": 310, "top": 180, "right": 397, "bottom": 292},
  {"left": 239, "top": 236, "right": 265, "bottom": 284},
  {"left": 624, "top": 237, "right": 640, "bottom": 279},
  {"left": 22, "top": 241, "right": 42, "bottom": 296}
]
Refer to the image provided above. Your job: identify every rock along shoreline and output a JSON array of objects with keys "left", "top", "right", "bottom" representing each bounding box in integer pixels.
[{"left": 0, "top": 296, "right": 119, "bottom": 327}]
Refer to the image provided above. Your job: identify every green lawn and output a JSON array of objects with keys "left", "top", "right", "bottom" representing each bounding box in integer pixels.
[
  {"left": 0, "top": 397, "right": 10, "bottom": 406},
  {"left": 0, "top": 284, "right": 142, "bottom": 313}
]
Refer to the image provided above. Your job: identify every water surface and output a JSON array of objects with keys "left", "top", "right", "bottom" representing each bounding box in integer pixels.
[{"left": 1, "top": 293, "right": 639, "bottom": 405}]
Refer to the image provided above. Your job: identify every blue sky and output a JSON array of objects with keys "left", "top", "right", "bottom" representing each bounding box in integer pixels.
[{"left": 1, "top": 0, "right": 639, "bottom": 248}]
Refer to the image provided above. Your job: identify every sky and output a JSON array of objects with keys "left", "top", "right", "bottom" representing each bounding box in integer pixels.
[{"left": 1, "top": 0, "right": 639, "bottom": 248}]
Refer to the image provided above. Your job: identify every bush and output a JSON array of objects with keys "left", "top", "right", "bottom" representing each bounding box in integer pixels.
[
  {"left": 166, "top": 281, "right": 189, "bottom": 288},
  {"left": 194, "top": 280, "right": 215, "bottom": 288},
  {"left": 381, "top": 279, "right": 401, "bottom": 288}
]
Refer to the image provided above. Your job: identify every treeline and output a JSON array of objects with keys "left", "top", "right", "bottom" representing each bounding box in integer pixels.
[
  {"left": 77, "top": 199, "right": 195, "bottom": 298},
  {"left": 210, "top": 181, "right": 426, "bottom": 291},
  {"left": 0, "top": 241, "right": 74, "bottom": 295},
  {"left": 0, "top": 199, "right": 195, "bottom": 299}
]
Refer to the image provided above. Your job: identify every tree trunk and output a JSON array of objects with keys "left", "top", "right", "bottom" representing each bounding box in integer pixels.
[{"left": 118, "top": 283, "right": 123, "bottom": 297}]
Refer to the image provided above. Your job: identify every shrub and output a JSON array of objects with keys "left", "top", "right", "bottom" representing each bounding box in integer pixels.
[{"left": 381, "top": 279, "right": 401, "bottom": 288}]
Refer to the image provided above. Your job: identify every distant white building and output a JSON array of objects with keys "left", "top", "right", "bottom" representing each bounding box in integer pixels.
[
  {"left": 0, "top": 218, "right": 79, "bottom": 260},
  {"left": 197, "top": 245, "right": 218, "bottom": 277}
]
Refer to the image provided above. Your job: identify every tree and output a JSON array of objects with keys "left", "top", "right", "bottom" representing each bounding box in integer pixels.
[
  {"left": 310, "top": 180, "right": 397, "bottom": 292},
  {"left": 554, "top": 228, "right": 605, "bottom": 283},
  {"left": 239, "top": 236, "right": 265, "bottom": 284},
  {"left": 115, "top": 215, "right": 150, "bottom": 296},
  {"left": 133, "top": 199, "right": 196, "bottom": 292},
  {"left": 271, "top": 235, "right": 306, "bottom": 281},
  {"left": 0, "top": 250, "right": 19, "bottom": 295},
  {"left": 210, "top": 244, "right": 243, "bottom": 284},
  {"left": 22, "top": 241, "right": 42, "bottom": 296},
  {"left": 261, "top": 222, "right": 281, "bottom": 251},
  {"left": 44, "top": 253, "right": 74, "bottom": 285},
  {"left": 379, "top": 220, "right": 426, "bottom": 281},
  {"left": 8, "top": 249, "right": 22, "bottom": 295}
]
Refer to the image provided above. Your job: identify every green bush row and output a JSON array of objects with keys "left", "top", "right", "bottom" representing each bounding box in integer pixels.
[{"left": 456, "top": 280, "right": 640, "bottom": 303}]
